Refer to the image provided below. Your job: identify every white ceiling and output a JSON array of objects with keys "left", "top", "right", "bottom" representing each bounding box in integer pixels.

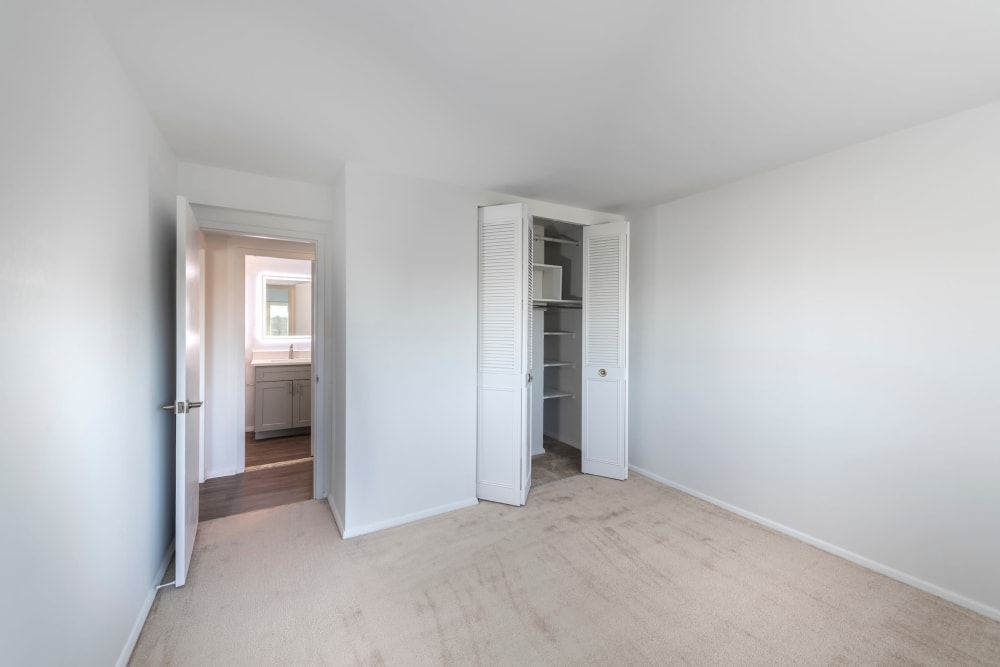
[{"left": 89, "top": 0, "right": 1000, "bottom": 212}]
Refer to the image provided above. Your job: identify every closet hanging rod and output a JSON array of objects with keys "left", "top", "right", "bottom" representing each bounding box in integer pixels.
[
  {"left": 534, "top": 298, "right": 581, "bottom": 309},
  {"left": 533, "top": 235, "right": 579, "bottom": 246}
]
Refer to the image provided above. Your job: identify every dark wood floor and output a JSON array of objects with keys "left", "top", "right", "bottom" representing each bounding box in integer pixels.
[
  {"left": 198, "top": 432, "right": 314, "bottom": 522},
  {"left": 245, "top": 431, "right": 311, "bottom": 468}
]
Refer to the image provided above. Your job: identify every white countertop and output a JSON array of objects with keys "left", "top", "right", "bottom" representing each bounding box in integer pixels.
[{"left": 250, "top": 358, "right": 312, "bottom": 367}]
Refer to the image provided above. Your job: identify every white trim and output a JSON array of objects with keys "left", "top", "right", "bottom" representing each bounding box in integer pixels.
[
  {"left": 341, "top": 498, "right": 480, "bottom": 539},
  {"left": 116, "top": 541, "right": 174, "bottom": 667},
  {"left": 327, "top": 497, "right": 346, "bottom": 538},
  {"left": 629, "top": 464, "right": 1000, "bottom": 623}
]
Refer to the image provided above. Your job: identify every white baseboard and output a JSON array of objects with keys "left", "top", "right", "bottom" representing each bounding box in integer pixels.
[
  {"left": 629, "top": 464, "right": 1000, "bottom": 623},
  {"left": 327, "top": 497, "right": 346, "bottom": 538},
  {"left": 116, "top": 540, "right": 174, "bottom": 667},
  {"left": 341, "top": 497, "right": 479, "bottom": 539}
]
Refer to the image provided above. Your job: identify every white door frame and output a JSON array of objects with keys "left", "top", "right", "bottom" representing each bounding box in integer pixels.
[{"left": 194, "top": 205, "right": 332, "bottom": 500}]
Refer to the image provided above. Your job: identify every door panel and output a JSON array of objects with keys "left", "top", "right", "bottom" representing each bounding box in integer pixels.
[
  {"left": 477, "top": 204, "right": 530, "bottom": 506},
  {"left": 581, "top": 221, "right": 629, "bottom": 480},
  {"left": 175, "top": 196, "right": 203, "bottom": 587},
  {"left": 477, "top": 386, "right": 519, "bottom": 497},
  {"left": 584, "top": 378, "right": 623, "bottom": 464}
]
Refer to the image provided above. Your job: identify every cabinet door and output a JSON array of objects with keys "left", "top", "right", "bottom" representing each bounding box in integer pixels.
[
  {"left": 581, "top": 221, "right": 629, "bottom": 480},
  {"left": 292, "top": 379, "right": 312, "bottom": 428},
  {"left": 256, "top": 380, "right": 293, "bottom": 431}
]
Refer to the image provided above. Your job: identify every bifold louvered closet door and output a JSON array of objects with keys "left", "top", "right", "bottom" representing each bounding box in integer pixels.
[
  {"left": 477, "top": 204, "right": 532, "bottom": 506},
  {"left": 582, "top": 221, "right": 629, "bottom": 480}
]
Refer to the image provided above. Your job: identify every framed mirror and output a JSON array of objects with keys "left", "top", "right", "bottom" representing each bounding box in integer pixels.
[{"left": 263, "top": 275, "right": 311, "bottom": 338}]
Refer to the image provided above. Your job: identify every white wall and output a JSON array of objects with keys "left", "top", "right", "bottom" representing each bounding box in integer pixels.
[
  {"left": 0, "top": 2, "right": 176, "bottom": 664},
  {"left": 338, "top": 164, "right": 623, "bottom": 536},
  {"left": 627, "top": 102, "right": 1000, "bottom": 619},
  {"left": 341, "top": 166, "right": 481, "bottom": 534},
  {"left": 178, "top": 162, "right": 337, "bottom": 221}
]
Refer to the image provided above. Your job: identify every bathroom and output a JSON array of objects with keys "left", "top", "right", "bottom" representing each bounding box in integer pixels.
[{"left": 200, "top": 231, "right": 316, "bottom": 519}]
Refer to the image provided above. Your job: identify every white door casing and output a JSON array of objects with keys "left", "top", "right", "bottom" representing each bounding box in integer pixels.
[
  {"left": 174, "top": 196, "right": 203, "bottom": 587},
  {"left": 581, "top": 221, "right": 629, "bottom": 480},
  {"left": 477, "top": 204, "right": 531, "bottom": 506}
]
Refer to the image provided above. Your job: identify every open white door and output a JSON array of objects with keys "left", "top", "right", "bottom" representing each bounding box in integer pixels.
[
  {"left": 477, "top": 204, "right": 532, "bottom": 506},
  {"left": 521, "top": 213, "right": 534, "bottom": 505},
  {"left": 172, "top": 196, "right": 203, "bottom": 586},
  {"left": 581, "top": 221, "right": 629, "bottom": 480}
]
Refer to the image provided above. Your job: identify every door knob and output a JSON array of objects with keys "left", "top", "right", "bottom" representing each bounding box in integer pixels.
[
  {"left": 161, "top": 400, "right": 203, "bottom": 414},
  {"left": 598, "top": 369, "right": 607, "bottom": 377}
]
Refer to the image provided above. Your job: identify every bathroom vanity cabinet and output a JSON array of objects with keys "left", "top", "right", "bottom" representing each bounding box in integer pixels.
[{"left": 254, "top": 363, "right": 312, "bottom": 438}]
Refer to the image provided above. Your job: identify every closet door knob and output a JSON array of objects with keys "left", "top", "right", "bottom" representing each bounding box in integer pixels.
[{"left": 598, "top": 369, "right": 607, "bottom": 377}]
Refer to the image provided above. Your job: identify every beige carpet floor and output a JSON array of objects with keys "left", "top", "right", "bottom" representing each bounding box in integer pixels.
[
  {"left": 531, "top": 437, "right": 582, "bottom": 487},
  {"left": 132, "top": 474, "right": 1000, "bottom": 666}
]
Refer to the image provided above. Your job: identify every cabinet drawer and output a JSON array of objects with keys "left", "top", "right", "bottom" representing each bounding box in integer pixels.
[{"left": 254, "top": 364, "right": 311, "bottom": 382}]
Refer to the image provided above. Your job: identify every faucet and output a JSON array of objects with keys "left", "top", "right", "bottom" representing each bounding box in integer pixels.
[{"left": 289, "top": 343, "right": 294, "bottom": 359}]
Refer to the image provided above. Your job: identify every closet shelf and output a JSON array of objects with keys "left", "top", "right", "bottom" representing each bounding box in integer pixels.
[
  {"left": 543, "top": 360, "right": 573, "bottom": 368},
  {"left": 533, "top": 263, "right": 561, "bottom": 270},
  {"left": 534, "top": 298, "right": 581, "bottom": 309},
  {"left": 544, "top": 330, "right": 574, "bottom": 336},
  {"left": 534, "top": 235, "right": 580, "bottom": 246},
  {"left": 542, "top": 388, "right": 574, "bottom": 400}
]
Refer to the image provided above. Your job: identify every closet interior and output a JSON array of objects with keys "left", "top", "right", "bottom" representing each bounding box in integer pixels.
[{"left": 531, "top": 218, "right": 584, "bottom": 461}]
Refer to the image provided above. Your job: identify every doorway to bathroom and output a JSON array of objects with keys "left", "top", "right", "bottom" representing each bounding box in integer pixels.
[{"left": 198, "top": 230, "right": 319, "bottom": 520}]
